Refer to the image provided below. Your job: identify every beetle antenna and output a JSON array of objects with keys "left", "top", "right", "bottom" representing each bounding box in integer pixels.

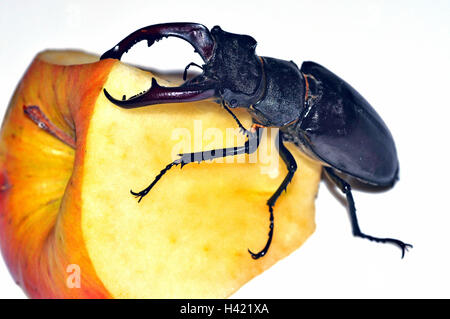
[
  {"left": 221, "top": 101, "right": 252, "bottom": 136},
  {"left": 183, "top": 62, "right": 204, "bottom": 81}
]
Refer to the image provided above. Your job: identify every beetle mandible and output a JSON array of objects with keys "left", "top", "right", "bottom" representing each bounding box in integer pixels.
[{"left": 101, "top": 22, "right": 412, "bottom": 259}]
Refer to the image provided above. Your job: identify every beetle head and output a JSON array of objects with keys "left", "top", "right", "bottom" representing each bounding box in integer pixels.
[
  {"left": 101, "top": 23, "right": 264, "bottom": 109},
  {"left": 199, "top": 26, "right": 264, "bottom": 108}
]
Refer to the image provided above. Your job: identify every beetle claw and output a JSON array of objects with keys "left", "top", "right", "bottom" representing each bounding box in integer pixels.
[
  {"left": 104, "top": 78, "right": 216, "bottom": 109},
  {"left": 399, "top": 242, "right": 413, "bottom": 259},
  {"left": 384, "top": 239, "right": 413, "bottom": 259},
  {"left": 100, "top": 22, "right": 215, "bottom": 62},
  {"left": 358, "top": 233, "right": 413, "bottom": 258},
  {"left": 130, "top": 189, "right": 147, "bottom": 203}
]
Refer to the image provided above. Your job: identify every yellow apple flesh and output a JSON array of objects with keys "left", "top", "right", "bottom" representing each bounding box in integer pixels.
[{"left": 0, "top": 50, "right": 322, "bottom": 298}]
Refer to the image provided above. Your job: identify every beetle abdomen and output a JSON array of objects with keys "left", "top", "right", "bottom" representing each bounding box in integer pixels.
[{"left": 298, "top": 62, "right": 399, "bottom": 186}]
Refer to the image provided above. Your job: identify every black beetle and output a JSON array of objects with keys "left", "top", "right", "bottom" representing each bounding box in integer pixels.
[{"left": 101, "top": 22, "right": 412, "bottom": 259}]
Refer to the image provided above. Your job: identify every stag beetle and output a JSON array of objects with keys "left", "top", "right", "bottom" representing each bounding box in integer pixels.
[{"left": 101, "top": 23, "right": 412, "bottom": 259}]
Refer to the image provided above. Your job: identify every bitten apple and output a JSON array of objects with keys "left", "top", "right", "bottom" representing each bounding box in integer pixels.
[{"left": 0, "top": 50, "right": 322, "bottom": 298}]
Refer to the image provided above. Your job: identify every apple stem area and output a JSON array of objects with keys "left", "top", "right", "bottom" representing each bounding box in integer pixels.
[{"left": 23, "top": 105, "right": 76, "bottom": 149}]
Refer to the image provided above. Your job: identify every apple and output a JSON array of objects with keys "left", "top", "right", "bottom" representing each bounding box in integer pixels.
[{"left": 0, "top": 50, "right": 322, "bottom": 298}]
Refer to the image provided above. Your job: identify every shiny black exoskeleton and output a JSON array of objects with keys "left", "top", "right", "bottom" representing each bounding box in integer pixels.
[{"left": 101, "top": 23, "right": 412, "bottom": 259}]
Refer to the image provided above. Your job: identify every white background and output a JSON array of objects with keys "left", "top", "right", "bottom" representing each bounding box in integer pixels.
[{"left": 0, "top": 0, "right": 449, "bottom": 299}]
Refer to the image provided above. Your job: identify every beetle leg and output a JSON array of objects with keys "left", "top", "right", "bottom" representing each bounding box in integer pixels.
[
  {"left": 324, "top": 167, "right": 413, "bottom": 258},
  {"left": 248, "top": 131, "right": 297, "bottom": 259},
  {"left": 131, "top": 128, "right": 262, "bottom": 202}
]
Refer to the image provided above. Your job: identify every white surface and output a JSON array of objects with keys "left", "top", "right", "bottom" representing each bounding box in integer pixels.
[{"left": 0, "top": 0, "right": 449, "bottom": 299}]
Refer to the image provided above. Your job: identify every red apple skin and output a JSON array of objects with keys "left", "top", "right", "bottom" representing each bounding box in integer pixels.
[{"left": 0, "top": 53, "right": 116, "bottom": 298}]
